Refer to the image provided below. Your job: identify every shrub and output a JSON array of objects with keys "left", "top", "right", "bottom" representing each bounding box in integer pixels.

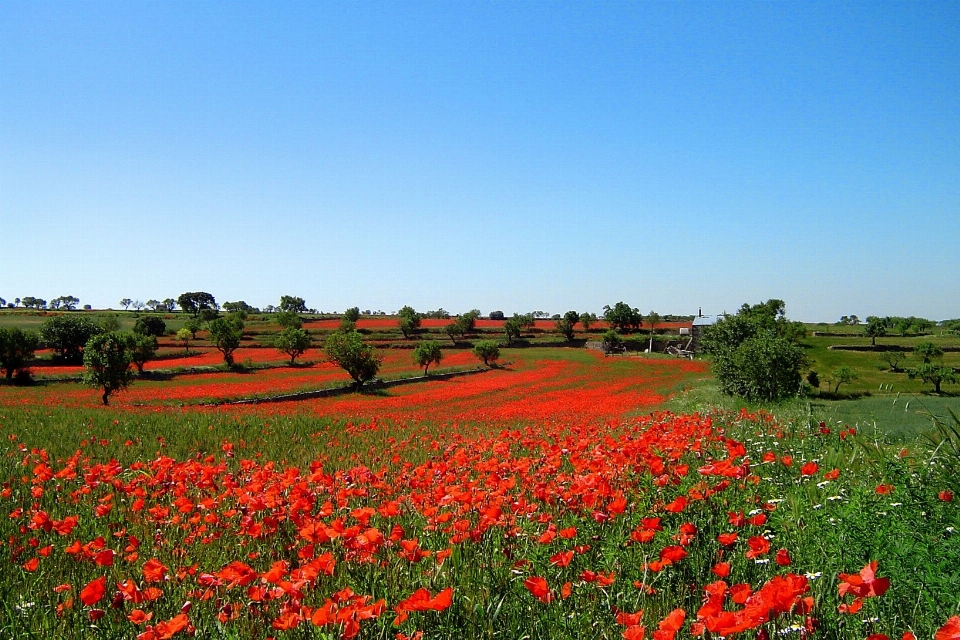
[
  {"left": 133, "top": 315, "right": 166, "bottom": 337},
  {"left": 701, "top": 299, "right": 806, "bottom": 401},
  {"left": 0, "top": 328, "right": 39, "bottom": 380},
  {"left": 601, "top": 330, "right": 625, "bottom": 355}
]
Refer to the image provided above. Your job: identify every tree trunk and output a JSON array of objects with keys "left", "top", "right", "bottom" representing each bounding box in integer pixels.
[
  {"left": 935, "top": 380, "right": 942, "bottom": 393},
  {"left": 102, "top": 390, "right": 110, "bottom": 406}
]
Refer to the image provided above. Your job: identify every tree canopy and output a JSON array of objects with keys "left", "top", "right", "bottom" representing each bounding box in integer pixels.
[
  {"left": 177, "top": 292, "right": 217, "bottom": 317},
  {"left": 700, "top": 299, "right": 807, "bottom": 401},
  {"left": 413, "top": 340, "right": 443, "bottom": 375},
  {"left": 603, "top": 302, "right": 642, "bottom": 333},
  {"left": 274, "top": 327, "right": 312, "bottom": 365},
  {"left": 82, "top": 333, "right": 133, "bottom": 405},
  {"left": 39, "top": 315, "right": 103, "bottom": 362},
  {"left": 0, "top": 328, "right": 38, "bottom": 380},
  {"left": 324, "top": 330, "right": 382, "bottom": 390},
  {"left": 279, "top": 296, "right": 307, "bottom": 314}
]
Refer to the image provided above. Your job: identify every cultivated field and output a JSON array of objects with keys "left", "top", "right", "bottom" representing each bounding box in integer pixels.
[{"left": 0, "top": 311, "right": 958, "bottom": 638}]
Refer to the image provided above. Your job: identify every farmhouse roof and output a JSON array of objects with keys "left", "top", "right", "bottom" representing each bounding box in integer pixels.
[{"left": 692, "top": 315, "right": 721, "bottom": 327}]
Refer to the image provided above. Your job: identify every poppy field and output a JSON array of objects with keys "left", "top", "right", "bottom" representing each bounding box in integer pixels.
[{"left": 1, "top": 349, "right": 959, "bottom": 639}]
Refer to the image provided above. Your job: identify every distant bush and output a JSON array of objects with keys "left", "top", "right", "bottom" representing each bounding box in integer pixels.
[{"left": 133, "top": 316, "right": 166, "bottom": 337}]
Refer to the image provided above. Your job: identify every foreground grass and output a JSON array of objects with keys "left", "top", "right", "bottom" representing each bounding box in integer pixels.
[{"left": 1, "top": 400, "right": 959, "bottom": 638}]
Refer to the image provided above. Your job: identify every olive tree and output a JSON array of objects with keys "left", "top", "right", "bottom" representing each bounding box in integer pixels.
[
  {"left": 914, "top": 342, "right": 944, "bottom": 364},
  {"left": 324, "top": 330, "right": 382, "bottom": 390},
  {"left": 864, "top": 317, "right": 887, "bottom": 346},
  {"left": 126, "top": 333, "right": 159, "bottom": 374},
  {"left": 82, "top": 333, "right": 133, "bottom": 405},
  {"left": 556, "top": 311, "right": 580, "bottom": 342},
  {"left": 275, "top": 327, "right": 312, "bottom": 365},
  {"left": 601, "top": 330, "right": 625, "bottom": 355},
  {"left": 646, "top": 311, "right": 662, "bottom": 353},
  {"left": 208, "top": 315, "right": 245, "bottom": 366},
  {"left": 413, "top": 340, "right": 443, "bottom": 375},
  {"left": 176, "top": 327, "right": 193, "bottom": 354},
  {"left": 398, "top": 306, "right": 421, "bottom": 339},
  {"left": 909, "top": 363, "right": 957, "bottom": 394},
  {"left": 473, "top": 340, "right": 501, "bottom": 367},
  {"left": 830, "top": 366, "right": 858, "bottom": 394}
]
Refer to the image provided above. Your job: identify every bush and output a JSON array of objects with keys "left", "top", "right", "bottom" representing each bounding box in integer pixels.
[
  {"left": 39, "top": 315, "right": 103, "bottom": 362},
  {"left": 473, "top": 341, "right": 501, "bottom": 367},
  {"left": 324, "top": 330, "right": 382, "bottom": 390},
  {"left": 0, "top": 328, "right": 39, "bottom": 380},
  {"left": 133, "top": 316, "right": 166, "bottom": 337},
  {"left": 701, "top": 299, "right": 806, "bottom": 401}
]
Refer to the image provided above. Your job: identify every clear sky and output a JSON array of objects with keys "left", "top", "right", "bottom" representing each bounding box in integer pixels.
[{"left": 1, "top": 1, "right": 958, "bottom": 321}]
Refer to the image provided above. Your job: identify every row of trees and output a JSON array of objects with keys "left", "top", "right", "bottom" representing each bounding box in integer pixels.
[{"left": 0, "top": 296, "right": 83, "bottom": 310}]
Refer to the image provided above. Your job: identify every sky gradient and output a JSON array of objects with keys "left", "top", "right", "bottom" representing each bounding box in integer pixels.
[{"left": 2, "top": 1, "right": 958, "bottom": 321}]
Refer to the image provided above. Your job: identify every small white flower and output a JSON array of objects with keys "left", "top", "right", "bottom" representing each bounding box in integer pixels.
[{"left": 804, "top": 571, "right": 823, "bottom": 580}]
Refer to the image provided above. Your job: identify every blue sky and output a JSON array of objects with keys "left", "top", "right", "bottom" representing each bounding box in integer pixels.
[{"left": 2, "top": 1, "right": 958, "bottom": 321}]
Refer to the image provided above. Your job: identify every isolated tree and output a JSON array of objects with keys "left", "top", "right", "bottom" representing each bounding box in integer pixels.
[
  {"left": 880, "top": 350, "right": 907, "bottom": 372},
  {"left": 324, "top": 330, "right": 382, "bottom": 390},
  {"left": 274, "top": 327, "right": 312, "bottom": 365},
  {"left": 120, "top": 298, "right": 133, "bottom": 310},
  {"left": 473, "top": 341, "right": 501, "bottom": 367},
  {"left": 914, "top": 342, "right": 944, "bottom": 364},
  {"left": 133, "top": 316, "right": 166, "bottom": 337},
  {"left": 488, "top": 310, "right": 505, "bottom": 320},
  {"left": 700, "top": 299, "right": 807, "bottom": 401},
  {"left": 909, "top": 363, "right": 957, "bottom": 394},
  {"left": 82, "top": 333, "right": 133, "bottom": 405},
  {"left": 413, "top": 340, "right": 443, "bottom": 375},
  {"left": 177, "top": 292, "right": 217, "bottom": 317},
  {"left": 603, "top": 302, "right": 643, "bottom": 333},
  {"left": 343, "top": 307, "right": 361, "bottom": 323},
  {"left": 161, "top": 298, "right": 177, "bottom": 312},
  {"left": 601, "top": 330, "right": 625, "bottom": 355},
  {"left": 176, "top": 327, "right": 193, "bottom": 354},
  {"left": 579, "top": 312, "right": 597, "bottom": 330},
  {"left": 39, "top": 315, "right": 103, "bottom": 362},
  {"left": 830, "top": 366, "right": 858, "bottom": 394},
  {"left": 145, "top": 299, "right": 160, "bottom": 311},
  {"left": 556, "top": 310, "right": 580, "bottom": 342},
  {"left": 131, "top": 300, "right": 146, "bottom": 312},
  {"left": 276, "top": 311, "right": 303, "bottom": 330},
  {"left": 126, "top": 333, "right": 158, "bottom": 374},
  {"left": 208, "top": 315, "right": 245, "bottom": 367},
  {"left": 0, "top": 328, "right": 39, "bottom": 380},
  {"left": 279, "top": 296, "right": 307, "bottom": 314},
  {"left": 646, "top": 310, "right": 662, "bottom": 352},
  {"left": 864, "top": 317, "right": 887, "bottom": 346},
  {"left": 398, "top": 306, "right": 421, "bottom": 338}
]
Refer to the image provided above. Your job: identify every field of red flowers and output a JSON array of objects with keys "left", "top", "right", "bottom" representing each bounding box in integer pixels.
[{"left": 1, "top": 347, "right": 958, "bottom": 639}]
